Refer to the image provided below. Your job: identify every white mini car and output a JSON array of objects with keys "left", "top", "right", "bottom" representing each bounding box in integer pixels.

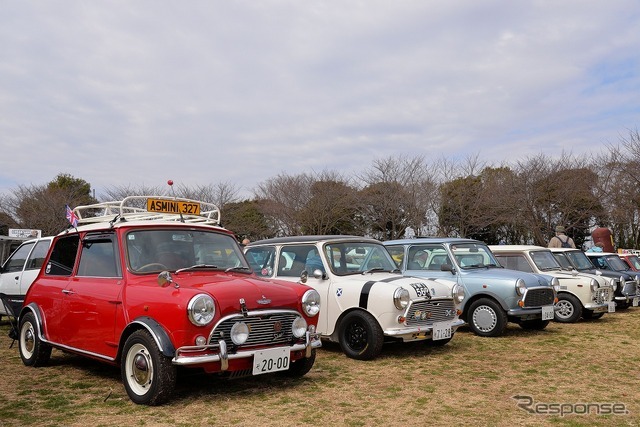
[
  {"left": 245, "top": 236, "right": 465, "bottom": 360},
  {"left": 490, "top": 245, "right": 615, "bottom": 322}
]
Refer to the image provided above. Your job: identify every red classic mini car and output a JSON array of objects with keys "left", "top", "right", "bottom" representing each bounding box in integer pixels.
[{"left": 17, "top": 195, "right": 321, "bottom": 405}]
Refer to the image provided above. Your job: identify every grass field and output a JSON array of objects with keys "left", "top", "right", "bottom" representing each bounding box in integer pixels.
[{"left": 1, "top": 308, "right": 639, "bottom": 427}]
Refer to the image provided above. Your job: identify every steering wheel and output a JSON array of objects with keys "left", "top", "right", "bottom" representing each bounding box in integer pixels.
[{"left": 137, "top": 263, "right": 168, "bottom": 272}]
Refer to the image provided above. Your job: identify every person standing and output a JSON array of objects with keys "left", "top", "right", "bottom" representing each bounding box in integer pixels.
[{"left": 548, "top": 226, "right": 576, "bottom": 248}]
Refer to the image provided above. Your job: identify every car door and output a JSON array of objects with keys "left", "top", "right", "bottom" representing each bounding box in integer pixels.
[
  {"left": 0, "top": 241, "right": 35, "bottom": 299},
  {"left": 58, "top": 233, "right": 122, "bottom": 358}
]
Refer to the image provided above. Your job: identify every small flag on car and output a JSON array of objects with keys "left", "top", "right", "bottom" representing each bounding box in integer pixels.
[{"left": 65, "top": 205, "right": 79, "bottom": 227}]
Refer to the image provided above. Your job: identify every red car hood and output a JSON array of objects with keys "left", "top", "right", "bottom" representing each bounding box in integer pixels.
[{"left": 173, "top": 271, "right": 307, "bottom": 313}]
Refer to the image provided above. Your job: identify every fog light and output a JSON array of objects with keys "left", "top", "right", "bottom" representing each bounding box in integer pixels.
[
  {"left": 231, "top": 322, "right": 249, "bottom": 345},
  {"left": 195, "top": 335, "right": 207, "bottom": 346},
  {"left": 292, "top": 316, "right": 307, "bottom": 338}
]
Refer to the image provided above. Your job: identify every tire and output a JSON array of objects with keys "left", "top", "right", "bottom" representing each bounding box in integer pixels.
[
  {"left": 582, "top": 310, "right": 605, "bottom": 320},
  {"left": 467, "top": 298, "right": 507, "bottom": 337},
  {"left": 519, "top": 319, "right": 550, "bottom": 330},
  {"left": 121, "top": 329, "right": 176, "bottom": 405},
  {"left": 554, "top": 294, "right": 583, "bottom": 323},
  {"left": 338, "top": 311, "right": 384, "bottom": 360},
  {"left": 280, "top": 349, "right": 316, "bottom": 378},
  {"left": 616, "top": 301, "right": 630, "bottom": 310},
  {"left": 19, "top": 311, "right": 52, "bottom": 367}
]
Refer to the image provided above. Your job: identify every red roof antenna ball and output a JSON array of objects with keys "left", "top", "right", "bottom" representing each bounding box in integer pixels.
[{"left": 167, "top": 179, "right": 174, "bottom": 186}]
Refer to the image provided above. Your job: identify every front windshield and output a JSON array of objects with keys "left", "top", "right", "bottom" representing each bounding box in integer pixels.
[
  {"left": 552, "top": 252, "right": 573, "bottom": 269},
  {"left": 323, "top": 242, "right": 397, "bottom": 275},
  {"left": 530, "top": 250, "right": 562, "bottom": 271},
  {"left": 605, "top": 255, "right": 631, "bottom": 271},
  {"left": 127, "top": 229, "right": 248, "bottom": 273},
  {"left": 450, "top": 243, "right": 499, "bottom": 269},
  {"left": 626, "top": 255, "right": 640, "bottom": 269},
  {"left": 566, "top": 251, "right": 598, "bottom": 270}
]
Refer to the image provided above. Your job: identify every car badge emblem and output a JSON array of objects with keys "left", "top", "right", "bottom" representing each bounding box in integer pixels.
[
  {"left": 273, "top": 321, "right": 282, "bottom": 332},
  {"left": 257, "top": 295, "right": 271, "bottom": 305},
  {"left": 239, "top": 298, "right": 248, "bottom": 317}
]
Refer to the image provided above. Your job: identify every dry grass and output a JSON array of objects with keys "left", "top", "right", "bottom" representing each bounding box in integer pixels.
[{"left": 1, "top": 309, "right": 640, "bottom": 427}]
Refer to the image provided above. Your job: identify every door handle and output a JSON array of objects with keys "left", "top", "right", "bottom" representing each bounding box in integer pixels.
[{"left": 62, "top": 289, "right": 75, "bottom": 295}]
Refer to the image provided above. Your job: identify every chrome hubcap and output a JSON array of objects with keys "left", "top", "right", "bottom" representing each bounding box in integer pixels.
[{"left": 473, "top": 306, "right": 497, "bottom": 332}]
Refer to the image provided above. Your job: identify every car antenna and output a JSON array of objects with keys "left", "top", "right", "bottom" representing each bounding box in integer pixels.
[{"left": 167, "top": 179, "right": 185, "bottom": 223}]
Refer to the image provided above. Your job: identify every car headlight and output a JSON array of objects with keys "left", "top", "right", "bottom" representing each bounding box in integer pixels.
[
  {"left": 187, "top": 294, "right": 215, "bottom": 326},
  {"left": 551, "top": 277, "right": 560, "bottom": 292},
  {"left": 515, "top": 278, "right": 526, "bottom": 296},
  {"left": 611, "top": 279, "right": 618, "bottom": 292},
  {"left": 302, "top": 289, "right": 321, "bottom": 317},
  {"left": 230, "top": 322, "right": 249, "bottom": 345},
  {"left": 393, "top": 287, "right": 410, "bottom": 310},
  {"left": 590, "top": 279, "right": 598, "bottom": 293},
  {"left": 292, "top": 316, "right": 307, "bottom": 338},
  {"left": 635, "top": 275, "right": 640, "bottom": 285},
  {"left": 452, "top": 284, "right": 465, "bottom": 303}
]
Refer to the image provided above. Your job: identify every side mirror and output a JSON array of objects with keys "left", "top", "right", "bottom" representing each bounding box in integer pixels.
[
  {"left": 157, "top": 271, "right": 178, "bottom": 288},
  {"left": 440, "top": 263, "right": 455, "bottom": 274},
  {"left": 312, "top": 269, "right": 326, "bottom": 280}
]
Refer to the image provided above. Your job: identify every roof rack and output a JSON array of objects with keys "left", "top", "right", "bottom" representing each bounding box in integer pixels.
[{"left": 73, "top": 195, "right": 221, "bottom": 226}]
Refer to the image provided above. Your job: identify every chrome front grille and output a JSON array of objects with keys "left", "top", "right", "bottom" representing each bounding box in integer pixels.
[
  {"left": 622, "top": 281, "right": 638, "bottom": 297},
  {"left": 405, "top": 299, "right": 457, "bottom": 327},
  {"left": 209, "top": 312, "right": 299, "bottom": 348},
  {"left": 595, "top": 287, "right": 612, "bottom": 304},
  {"left": 523, "top": 288, "right": 555, "bottom": 307}
]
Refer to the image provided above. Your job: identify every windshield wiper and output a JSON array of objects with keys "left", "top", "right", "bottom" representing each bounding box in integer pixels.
[
  {"left": 225, "top": 266, "right": 252, "bottom": 273},
  {"left": 176, "top": 264, "right": 219, "bottom": 274},
  {"left": 362, "top": 267, "right": 387, "bottom": 275}
]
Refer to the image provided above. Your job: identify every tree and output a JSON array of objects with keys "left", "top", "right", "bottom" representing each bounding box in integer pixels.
[
  {"left": 5, "top": 173, "right": 97, "bottom": 236},
  {"left": 223, "top": 200, "right": 275, "bottom": 242},
  {"left": 300, "top": 178, "right": 360, "bottom": 235}
]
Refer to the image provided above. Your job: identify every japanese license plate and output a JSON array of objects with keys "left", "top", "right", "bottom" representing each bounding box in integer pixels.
[
  {"left": 608, "top": 301, "right": 616, "bottom": 312},
  {"left": 541, "top": 305, "right": 555, "bottom": 320},
  {"left": 432, "top": 322, "right": 452, "bottom": 341},
  {"left": 253, "top": 347, "right": 290, "bottom": 375},
  {"left": 146, "top": 198, "right": 201, "bottom": 215},
  {"left": 633, "top": 297, "right": 640, "bottom": 307}
]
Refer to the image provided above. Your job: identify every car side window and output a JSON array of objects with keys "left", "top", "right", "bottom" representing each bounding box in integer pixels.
[
  {"left": 278, "top": 245, "right": 316, "bottom": 277},
  {"left": 3, "top": 242, "right": 35, "bottom": 273},
  {"left": 78, "top": 236, "right": 120, "bottom": 277},
  {"left": 46, "top": 236, "right": 80, "bottom": 276},
  {"left": 385, "top": 246, "right": 404, "bottom": 267},
  {"left": 25, "top": 240, "right": 51, "bottom": 270}
]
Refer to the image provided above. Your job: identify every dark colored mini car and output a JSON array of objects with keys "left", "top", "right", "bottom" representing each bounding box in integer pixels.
[
  {"left": 17, "top": 196, "right": 321, "bottom": 405},
  {"left": 584, "top": 251, "right": 640, "bottom": 308}
]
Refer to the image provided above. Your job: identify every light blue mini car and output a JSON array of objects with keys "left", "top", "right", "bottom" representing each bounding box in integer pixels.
[{"left": 384, "top": 238, "right": 559, "bottom": 337}]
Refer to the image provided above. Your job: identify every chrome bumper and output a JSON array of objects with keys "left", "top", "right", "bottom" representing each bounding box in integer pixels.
[{"left": 173, "top": 329, "right": 321, "bottom": 368}]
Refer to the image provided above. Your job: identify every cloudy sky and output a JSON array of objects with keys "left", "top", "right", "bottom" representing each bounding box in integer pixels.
[{"left": 1, "top": 1, "right": 638, "bottom": 199}]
